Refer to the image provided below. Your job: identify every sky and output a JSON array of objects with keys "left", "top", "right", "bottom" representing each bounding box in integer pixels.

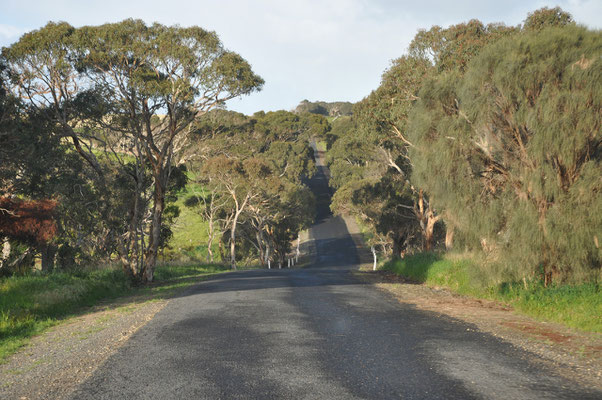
[{"left": 1, "top": 0, "right": 600, "bottom": 115}]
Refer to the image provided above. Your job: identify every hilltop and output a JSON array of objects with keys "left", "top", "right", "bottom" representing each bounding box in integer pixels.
[{"left": 293, "top": 100, "right": 353, "bottom": 117}]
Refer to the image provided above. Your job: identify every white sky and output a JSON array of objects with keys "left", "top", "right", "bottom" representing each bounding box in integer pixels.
[{"left": 1, "top": 0, "right": 600, "bottom": 115}]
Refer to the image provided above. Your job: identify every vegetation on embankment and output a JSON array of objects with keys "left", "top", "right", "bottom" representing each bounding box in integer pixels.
[
  {"left": 326, "top": 7, "right": 601, "bottom": 288},
  {"left": 165, "top": 180, "right": 217, "bottom": 262},
  {"left": 0, "top": 264, "right": 228, "bottom": 362},
  {"left": 383, "top": 253, "right": 601, "bottom": 333}
]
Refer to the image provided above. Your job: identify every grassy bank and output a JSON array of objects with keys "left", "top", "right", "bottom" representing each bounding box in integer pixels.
[
  {"left": 0, "top": 263, "right": 228, "bottom": 362},
  {"left": 383, "top": 253, "right": 601, "bottom": 333},
  {"left": 165, "top": 180, "right": 221, "bottom": 262}
]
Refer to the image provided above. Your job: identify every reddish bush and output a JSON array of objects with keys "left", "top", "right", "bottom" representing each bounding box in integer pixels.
[{"left": 0, "top": 197, "right": 57, "bottom": 244}]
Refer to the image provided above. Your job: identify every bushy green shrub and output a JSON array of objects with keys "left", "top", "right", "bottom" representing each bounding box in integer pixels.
[{"left": 409, "top": 26, "right": 602, "bottom": 284}]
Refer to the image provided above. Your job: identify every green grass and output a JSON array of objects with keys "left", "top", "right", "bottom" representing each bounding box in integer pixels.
[
  {"left": 383, "top": 252, "right": 601, "bottom": 333},
  {"left": 0, "top": 263, "right": 227, "bottom": 362},
  {"left": 166, "top": 181, "right": 221, "bottom": 262},
  {"left": 315, "top": 140, "right": 327, "bottom": 152}
]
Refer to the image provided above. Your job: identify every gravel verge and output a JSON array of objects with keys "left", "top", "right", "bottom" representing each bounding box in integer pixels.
[
  {"left": 0, "top": 295, "right": 169, "bottom": 400},
  {"left": 341, "top": 213, "right": 601, "bottom": 390}
]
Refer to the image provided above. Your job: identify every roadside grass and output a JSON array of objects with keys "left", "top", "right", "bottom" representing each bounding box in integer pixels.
[
  {"left": 0, "top": 263, "right": 228, "bottom": 363},
  {"left": 382, "top": 253, "right": 601, "bottom": 333}
]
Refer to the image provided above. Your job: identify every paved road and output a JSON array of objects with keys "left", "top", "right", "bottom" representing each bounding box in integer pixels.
[{"left": 71, "top": 150, "right": 600, "bottom": 399}]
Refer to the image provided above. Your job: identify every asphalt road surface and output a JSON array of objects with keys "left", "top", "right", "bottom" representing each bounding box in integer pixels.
[{"left": 70, "top": 149, "right": 600, "bottom": 399}]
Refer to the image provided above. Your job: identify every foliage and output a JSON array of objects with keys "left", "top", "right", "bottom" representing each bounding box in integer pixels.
[
  {"left": 2, "top": 20, "right": 263, "bottom": 282},
  {"left": 522, "top": 7, "right": 575, "bottom": 31},
  {"left": 185, "top": 110, "right": 316, "bottom": 269},
  {"left": 383, "top": 253, "right": 601, "bottom": 332},
  {"left": 167, "top": 181, "right": 217, "bottom": 262},
  {"left": 327, "top": 55, "right": 438, "bottom": 255},
  {"left": 326, "top": 7, "right": 599, "bottom": 287},
  {"left": 0, "top": 198, "right": 57, "bottom": 244},
  {"left": 409, "top": 26, "right": 602, "bottom": 283},
  {"left": 408, "top": 20, "right": 517, "bottom": 72}
]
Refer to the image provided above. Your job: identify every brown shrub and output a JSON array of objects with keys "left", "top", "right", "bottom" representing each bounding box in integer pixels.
[{"left": 0, "top": 197, "right": 57, "bottom": 244}]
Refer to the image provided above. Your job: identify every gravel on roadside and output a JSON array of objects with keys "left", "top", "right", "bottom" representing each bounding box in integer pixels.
[{"left": 0, "top": 296, "right": 169, "bottom": 400}]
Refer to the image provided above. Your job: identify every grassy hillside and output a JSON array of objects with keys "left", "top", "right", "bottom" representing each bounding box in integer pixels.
[{"left": 165, "top": 181, "right": 221, "bottom": 262}]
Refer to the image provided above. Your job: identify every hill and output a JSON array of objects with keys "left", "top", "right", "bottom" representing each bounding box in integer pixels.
[{"left": 293, "top": 100, "right": 353, "bottom": 117}]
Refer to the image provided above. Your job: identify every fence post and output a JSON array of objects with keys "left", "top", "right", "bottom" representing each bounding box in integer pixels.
[{"left": 371, "top": 246, "right": 377, "bottom": 271}]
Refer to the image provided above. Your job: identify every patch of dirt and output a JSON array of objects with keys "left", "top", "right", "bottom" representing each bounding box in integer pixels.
[
  {"left": 354, "top": 269, "right": 602, "bottom": 390},
  {"left": 0, "top": 296, "right": 169, "bottom": 400}
]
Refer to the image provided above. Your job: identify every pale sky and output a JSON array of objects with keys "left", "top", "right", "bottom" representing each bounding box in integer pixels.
[{"left": 1, "top": 0, "right": 600, "bottom": 115}]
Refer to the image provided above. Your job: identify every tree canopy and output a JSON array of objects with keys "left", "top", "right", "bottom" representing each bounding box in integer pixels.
[
  {"left": 2, "top": 20, "right": 263, "bottom": 281},
  {"left": 326, "top": 7, "right": 600, "bottom": 285}
]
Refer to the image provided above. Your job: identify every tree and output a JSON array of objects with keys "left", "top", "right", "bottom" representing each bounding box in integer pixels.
[
  {"left": 408, "top": 20, "right": 517, "bottom": 73},
  {"left": 201, "top": 156, "right": 272, "bottom": 269},
  {"left": 328, "top": 55, "right": 437, "bottom": 256},
  {"left": 1, "top": 54, "right": 104, "bottom": 273},
  {"left": 184, "top": 185, "right": 228, "bottom": 263},
  {"left": 4, "top": 20, "right": 264, "bottom": 282},
  {"left": 186, "top": 110, "right": 316, "bottom": 268},
  {"left": 409, "top": 25, "right": 601, "bottom": 284},
  {"left": 2, "top": 22, "right": 106, "bottom": 179},
  {"left": 523, "top": 7, "right": 574, "bottom": 31}
]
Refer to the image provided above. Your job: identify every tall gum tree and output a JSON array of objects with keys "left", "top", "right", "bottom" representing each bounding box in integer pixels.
[
  {"left": 191, "top": 110, "right": 317, "bottom": 269},
  {"left": 2, "top": 22, "right": 105, "bottom": 180},
  {"left": 4, "top": 20, "right": 263, "bottom": 282},
  {"left": 79, "top": 20, "right": 264, "bottom": 281}
]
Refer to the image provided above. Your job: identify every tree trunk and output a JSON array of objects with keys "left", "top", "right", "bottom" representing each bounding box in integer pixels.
[
  {"left": 143, "top": 181, "right": 165, "bottom": 282},
  {"left": 265, "top": 241, "right": 271, "bottom": 265},
  {"left": 425, "top": 210, "right": 437, "bottom": 252},
  {"left": 207, "top": 217, "right": 214, "bottom": 263},
  {"left": 1, "top": 238, "right": 10, "bottom": 270},
  {"left": 414, "top": 190, "right": 440, "bottom": 252},
  {"left": 256, "top": 230, "right": 265, "bottom": 266},
  {"left": 392, "top": 235, "right": 402, "bottom": 258},
  {"left": 445, "top": 225, "right": 455, "bottom": 250},
  {"left": 219, "top": 236, "right": 226, "bottom": 261},
  {"left": 230, "top": 211, "right": 240, "bottom": 270},
  {"left": 40, "top": 243, "right": 56, "bottom": 272},
  {"left": 120, "top": 160, "right": 145, "bottom": 280}
]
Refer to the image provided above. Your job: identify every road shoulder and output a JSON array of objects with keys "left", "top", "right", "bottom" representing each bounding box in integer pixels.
[
  {"left": 340, "top": 213, "right": 602, "bottom": 390},
  {"left": 0, "top": 269, "right": 229, "bottom": 400},
  {"left": 0, "top": 294, "right": 168, "bottom": 400}
]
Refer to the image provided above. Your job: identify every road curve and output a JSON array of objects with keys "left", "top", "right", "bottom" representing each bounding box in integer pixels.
[{"left": 70, "top": 148, "right": 600, "bottom": 399}]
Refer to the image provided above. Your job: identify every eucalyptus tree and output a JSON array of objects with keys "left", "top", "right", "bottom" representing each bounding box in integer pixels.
[
  {"left": 2, "top": 22, "right": 105, "bottom": 178},
  {"left": 328, "top": 55, "right": 437, "bottom": 255},
  {"left": 263, "top": 182, "right": 314, "bottom": 267},
  {"left": 522, "top": 7, "right": 574, "bottom": 31},
  {"left": 328, "top": 17, "right": 519, "bottom": 255},
  {"left": 187, "top": 110, "right": 317, "bottom": 268},
  {"left": 80, "top": 20, "right": 263, "bottom": 280},
  {"left": 201, "top": 156, "right": 272, "bottom": 269},
  {"left": 4, "top": 20, "right": 263, "bottom": 281}
]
